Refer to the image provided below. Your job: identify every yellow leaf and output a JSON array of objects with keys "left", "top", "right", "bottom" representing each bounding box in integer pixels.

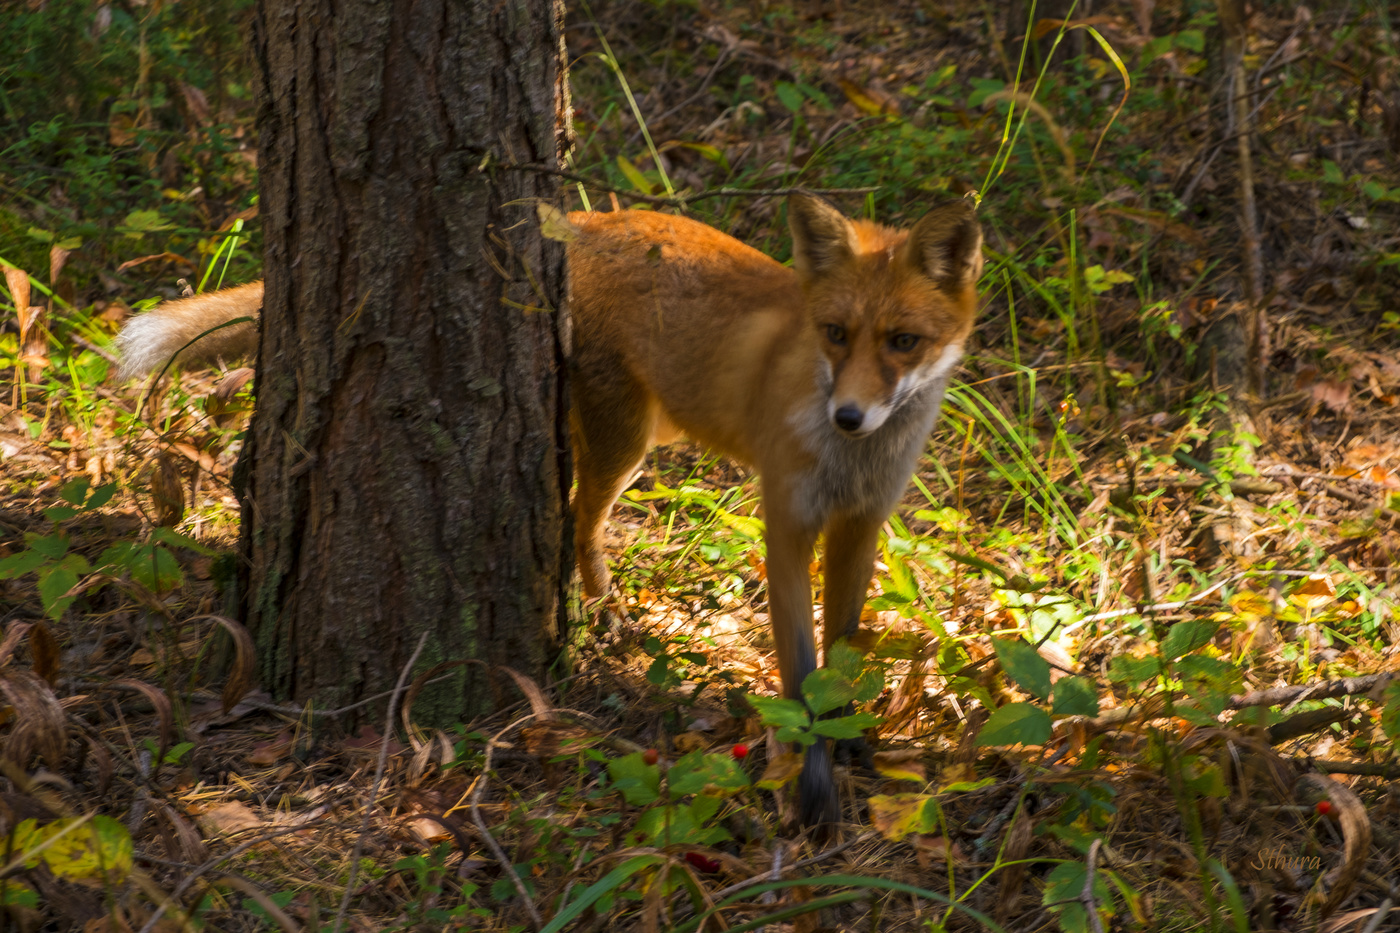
[
  {"left": 867, "top": 793, "right": 939, "bottom": 841},
  {"left": 536, "top": 203, "right": 581, "bottom": 243}
]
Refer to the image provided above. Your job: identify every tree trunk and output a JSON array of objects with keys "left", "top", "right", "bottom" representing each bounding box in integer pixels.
[{"left": 242, "top": 0, "right": 572, "bottom": 720}]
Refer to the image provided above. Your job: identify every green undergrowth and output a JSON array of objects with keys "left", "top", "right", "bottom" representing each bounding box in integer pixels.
[{"left": 2, "top": 0, "right": 1400, "bottom": 930}]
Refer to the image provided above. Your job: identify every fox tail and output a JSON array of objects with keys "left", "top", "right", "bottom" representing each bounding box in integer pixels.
[{"left": 116, "top": 280, "right": 263, "bottom": 380}]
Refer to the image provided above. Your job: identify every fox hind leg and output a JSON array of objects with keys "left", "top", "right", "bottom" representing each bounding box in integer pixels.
[{"left": 571, "top": 371, "right": 656, "bottom": 598}]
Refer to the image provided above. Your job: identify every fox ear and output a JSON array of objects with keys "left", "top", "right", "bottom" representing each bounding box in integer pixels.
[
  {"left": 788, "top": 194, "right": 859, "bottom": 280},
  {"left": 902, "top": 200, "right": 983, "bottom": 291}
]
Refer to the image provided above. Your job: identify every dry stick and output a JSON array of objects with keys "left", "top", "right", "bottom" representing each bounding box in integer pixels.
[
  {"left": 508, "top": 162, "right": 878, "bottom": 207},
  {"left": 469, "top": 711, "right": 549, "bottom": 930},
  {"left": 1080, "top": 840, "right": 1107, "bottom": 933},
  {"left": 332, "top": 631, "right": 430, "bottom": 933},
  {"left": 1229, "top": 673, "right": 1397, "bottom": 712}
]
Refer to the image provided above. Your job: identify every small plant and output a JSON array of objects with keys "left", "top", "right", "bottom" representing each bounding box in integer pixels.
[
  {"left": 747, "top": 642, "right": 885, "bottom": 755},
  {"left": 0, "top": 477, "right": 210, "bottom": 620}
]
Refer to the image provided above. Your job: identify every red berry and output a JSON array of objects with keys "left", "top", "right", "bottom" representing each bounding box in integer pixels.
[
  {"left": 642, "top": 748, "right": 659, "bottom": 766},
  {"left": 1316, "top": 800, "right": 1333, "bottom": 816},
  {"left": 730, "top": 743, "right": 749, "bottom": 760},
  {"left": 684, "top": 851, "right": 721, "bottom": 873}
]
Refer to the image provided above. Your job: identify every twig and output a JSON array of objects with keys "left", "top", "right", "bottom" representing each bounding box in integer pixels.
[
  {"left": 1069, "top": 569, "right": 1320, "bottom": 631},
  {"left": 506, "top": 162, "right": 877, "bottom": 207},
  {"left": 469, "top": 711, "right": 550, "bottom": 930},
  {"left": 1309, "top": 760, "right": 1400, "bottom": 779},
  {"left": 1080, "top": 840, "right": 1107, "bottom": 933},
  {"left": 1230, "top": 673, "right": 1397, "bottom": 712},
  {"left": 333, "top": 631, "right": 430, "bottom": 933}
]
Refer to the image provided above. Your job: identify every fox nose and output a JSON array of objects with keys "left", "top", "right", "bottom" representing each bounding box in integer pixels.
[{"left": 833, "top": 405, "right": 864, "bottom": 433}]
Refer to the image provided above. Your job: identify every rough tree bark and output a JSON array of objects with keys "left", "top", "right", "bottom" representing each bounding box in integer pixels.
[{"left": 242, "top": 0, "right": 572, "bottom": 719}]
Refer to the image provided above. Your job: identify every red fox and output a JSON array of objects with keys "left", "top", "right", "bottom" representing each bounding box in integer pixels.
[{"left": 115, "top": 194, "right": 983, "bottom": 825}]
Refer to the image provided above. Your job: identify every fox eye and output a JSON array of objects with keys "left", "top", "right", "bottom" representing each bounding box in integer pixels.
[
  {"left": 889, "top": 333, "right": 919, "bottom": 352},
  {"left": 824, "top": 324, "right": 847, "bottom": 346}
]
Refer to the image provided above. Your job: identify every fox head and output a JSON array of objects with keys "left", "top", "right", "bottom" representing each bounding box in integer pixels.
[{"left": 789, "top": 194, "right": 983, "bottom": 437}]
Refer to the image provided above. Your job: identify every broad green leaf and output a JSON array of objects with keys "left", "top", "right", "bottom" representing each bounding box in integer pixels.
[
  {"left": 992, "top": 637, "right": 1052, "bottom": 702},
  {"left": 749, "top": 694, "right": 810, "bottom": 729},
  {"left": 0, "top": 550, "right": 48, "bottom": 579},
  {"left": 59, "top": 477, "right": 91, "bottom": 506},
  {"left": 630, "top": 802, "right": 728, "bottom": 848},
  {"left": 775, "top": 81, "right": 805, "bottom": 113},
  {"left": 810, "top": 711, "right": 881, "bottom": 739},
  {"left": 801, "top": 668, "right": 857, "bottom": 716},
  {"left": 668, "top": 750, "right": 749, "bottom": 796},
  {"left": 1106, "top": 654, "right": 1161, "bottom": 687},
  {"left": 1160, "top": 620, "right": 1219, "bottom": 661},
  {"left": 1051, "top": 676, "right": 1100, "bottom": 717},
  {"left": 977, "top": 703, "right": 1052, "bottom": 747},
  {"left": 607, "top": 752, "right": 660, "bottom": 807},
  {"left": 38, "top": 565, "right": 79, "bottom": 619},
  {"left": 26, "top": 532, "right": 69, "bottom": 560},
  {"left": 85, "top": 483, "right": 118, "bottom": 510},
  {"left": 121, "top": 209, "right": 173, "bottom": 233}
]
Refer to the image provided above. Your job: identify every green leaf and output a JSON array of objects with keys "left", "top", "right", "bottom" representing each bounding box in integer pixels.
[
  {"left": 0, "top": 550, "right": 48, "bottom": 580},
  {"left": 801, "top": 668, "right": 858, "bottom": 716},
  {"left": 826, "top": 641, "right": 865, "bottom": 683},
  {"left": 38, "top": 565, "right": 80, "bottom": 620},
  {"left": 606, "top": 752, "right": 660, "bottom": 807},
  {"left": 43, "top": 505, "right": 79, "bottom": 522},
  {"left": 810, "top": 711, "right": 881, "bottom": 739},
  {"left": 1051, "top": 676, "right": 1100, "bottom": 717},
  {"left": 977, "top": 703, "right": 1052, "bottom": 747},
  {"left": 1174, "top": 29, "right": 1205, "bottom": 52},
  {"left": 775, "top": 81, "right": 805, "bottom": 113},
  {"left": 668, "top": 750, "right": 749, "bottom": 796},
  {"left": 992, "top": 637, "right": 1052, "bottom": 702},
  {"left": 748, "top": 694, "right": 810, "bottom": 730},
  {"left": 121, "top": 209, "right": 174, "bottom": 233},
  {"left": 1322, "top": 160, "right": 1345, "bottom": 185},
  {"left": 85, "top": 483, "right": 118, "bottom": 510},
  {"left": 1160, "top": 620, "right": 1219, "bottom": 661},
  {"left": 1140, "top": 34, "right": 1173, "bottom": 66},
  {"left": 26, "top": 532, "right": 69, "bottom": 560},
  {"left": 616, "top": 155, "right": 655, "bottom": 195},
  {"left": 630, "top": 802, "right": 729, "bottom": 848},
  {"left": 60, "top": 478, "right": 91, "bottom": 506},
  {"left": 124, "top": 543, "right": 185, "bottom": 593},
  {"left": 1106, "top": 654, "right": 1161, "bottom": 687}
]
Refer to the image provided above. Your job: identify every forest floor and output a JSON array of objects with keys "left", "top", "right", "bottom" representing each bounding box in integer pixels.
[{"left": 4, "top": 0, "right": 1400, "bottom": 930}]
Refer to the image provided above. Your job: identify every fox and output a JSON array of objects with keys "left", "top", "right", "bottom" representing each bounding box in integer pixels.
[{"left": 114, "top": 193, "right": 984, "bottom": 826}]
